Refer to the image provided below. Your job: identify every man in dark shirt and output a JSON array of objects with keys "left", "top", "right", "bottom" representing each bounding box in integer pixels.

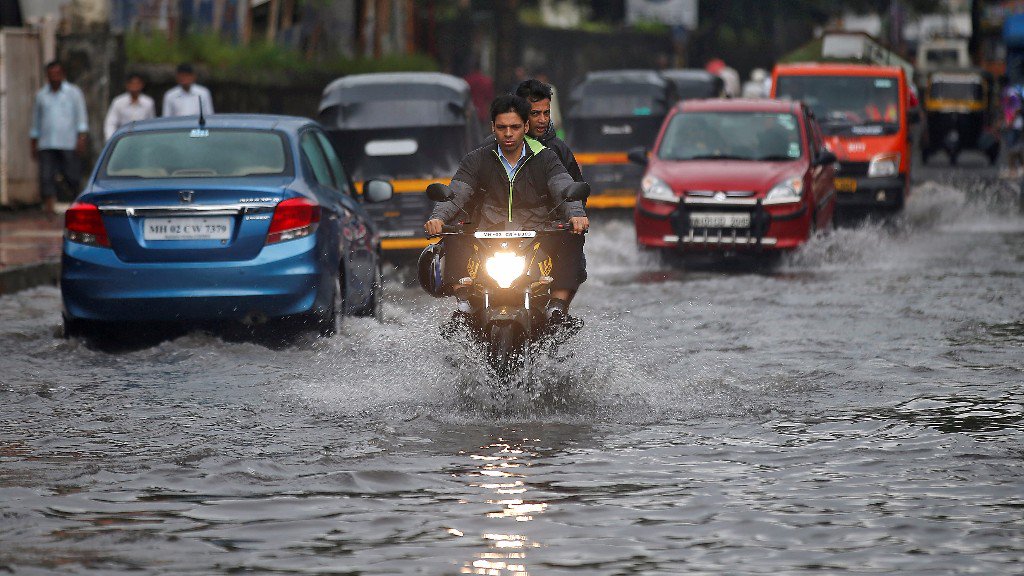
[
  {"left": 515, "top": 79, "right": 587, "bottom": 309},
  {"left": 515, "top": 79, "right": 584, "bottom": 182}
]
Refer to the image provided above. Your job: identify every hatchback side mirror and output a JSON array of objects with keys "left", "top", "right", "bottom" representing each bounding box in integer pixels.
[
  {"left": 816, "top": 149, "right": 837, "bottom": 166},
  {"left": 363, "top": 179, "right": 393, "bottom": 203},
  {"left": 426, "top": 182, "right": 454, "bottom": 202},
  {"left": 627, "top": 146, "right": 648, "bottom": 166}
]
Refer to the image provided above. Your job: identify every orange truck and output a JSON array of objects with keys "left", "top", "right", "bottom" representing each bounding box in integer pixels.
[{"left": 771, "top": 62, "right": 914, "bottom": 212}]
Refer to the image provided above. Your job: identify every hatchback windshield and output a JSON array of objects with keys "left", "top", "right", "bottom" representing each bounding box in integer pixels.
[
  {"left": 657, "top": 112, "right": 803, "bottom": 161},
  {"left": 774, "top": 75, "right": 900, "bottom": 135},
  {"left": 103, "top": 130, "right": 290, "bottom": 178}
]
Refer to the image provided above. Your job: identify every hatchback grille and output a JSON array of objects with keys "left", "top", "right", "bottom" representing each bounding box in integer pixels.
[{"left": 677, "top": 227, "right": 777, "bottom": 245}]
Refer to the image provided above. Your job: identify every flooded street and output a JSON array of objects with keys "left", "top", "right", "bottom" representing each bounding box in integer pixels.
[{"left": 2, "top": 173, "right": 1022, "bottom": 574}]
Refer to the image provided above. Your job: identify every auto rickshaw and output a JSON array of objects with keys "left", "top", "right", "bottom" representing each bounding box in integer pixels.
[
  {"left": 318, "top": 72, "right": 483, "bottom": 253},
  {"left": 564, "top": 70, "right": 678, "bottom": 209},
  {"left": 920, "top": 68, "right": 1000, "bottom": 165},
  {"left": 659, "top": 69, "right": 726, "bottom": 101}
]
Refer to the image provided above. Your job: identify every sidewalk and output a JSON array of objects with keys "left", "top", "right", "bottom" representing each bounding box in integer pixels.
[{"left": 0, "top": 205, "right": 66, "bottom": 296}]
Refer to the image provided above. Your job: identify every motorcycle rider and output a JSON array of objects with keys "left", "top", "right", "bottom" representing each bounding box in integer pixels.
[
  {"left": 515, "top": 79, "right": 583, "bottom": 182},
  {"left": 424, "top": 94, "right": 589, "bottom": 326},
  {"left": 514, "top": 79, "right": 587, "bottom": 309}
]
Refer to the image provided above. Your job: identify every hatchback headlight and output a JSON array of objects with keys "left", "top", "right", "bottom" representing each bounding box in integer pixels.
[
  {"left": 485, "top": 251, "right": 526, "bottom": 288},
  {"left": 640, "top": 175, "right": 677, "bottom": 203},
  {"left": 764, "top": 177, "right": 804, "bottom": 204},
  {"left": 868, "top": 153, "right": 899, "bottom": 177}
]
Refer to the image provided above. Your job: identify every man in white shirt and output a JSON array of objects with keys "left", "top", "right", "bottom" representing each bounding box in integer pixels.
[
  {"left": 30, "top": 60, "right": 88, "bottom": 215},
  {"left": 104, "top": 73, "right": 156, "bottom": 140},
  {"left": 161, "top": 63, "right": 214, "bottom": 117}
]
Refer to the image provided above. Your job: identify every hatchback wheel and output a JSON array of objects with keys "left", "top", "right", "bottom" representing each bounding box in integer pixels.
[{"left": 355, "top": 263, "right": 384, "bottom": 322}]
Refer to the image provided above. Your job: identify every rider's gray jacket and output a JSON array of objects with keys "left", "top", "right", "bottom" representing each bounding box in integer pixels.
[{"left": 430, "top": 136, "right": 585, "bottom": 230}]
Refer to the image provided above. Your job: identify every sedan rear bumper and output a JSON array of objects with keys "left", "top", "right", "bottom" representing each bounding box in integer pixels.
[{"left": 61, "top": 237, "right": 323, "bottom": 322}]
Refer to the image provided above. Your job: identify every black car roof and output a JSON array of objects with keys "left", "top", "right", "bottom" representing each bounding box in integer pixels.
[
  {"left": 579, "top": 69, "right": 668, "bottom": 86},
  {"left": 319, "top": 72, "right": 470, "bottom": 111},
  {"left": 318, "top": 72, "right": 473, "bottom": 130}
]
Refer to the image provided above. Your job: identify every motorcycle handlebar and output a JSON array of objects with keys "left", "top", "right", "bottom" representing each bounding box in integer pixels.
[{"left": 428, "top": 222, "right": 587, "bottom": 238}]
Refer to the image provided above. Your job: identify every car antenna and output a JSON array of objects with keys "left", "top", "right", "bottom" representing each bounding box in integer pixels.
[{"left": 198, "top": 97, "right": 206, "bottom": 128}]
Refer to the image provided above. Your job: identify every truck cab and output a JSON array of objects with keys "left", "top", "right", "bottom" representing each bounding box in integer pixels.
[{"left": 771, "top": 63, "right": 912, "bottom": 212}]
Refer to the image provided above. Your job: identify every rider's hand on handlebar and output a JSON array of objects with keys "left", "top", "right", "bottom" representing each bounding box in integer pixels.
[
  {"left": 570, "top": 216, "right": 589, "bottom": 234},
  {"left": 424, "top": 219, "right": 444, "bottom": 236}
]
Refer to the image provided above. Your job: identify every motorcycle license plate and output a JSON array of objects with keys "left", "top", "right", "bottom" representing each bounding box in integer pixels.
[
  {"left": 833, "top": 177, "right": 858, "bottom": 192},
  {"left": 689, "top": 212, "right": 750, "bottom": 228},
  {"left": 474, "top": 230, "right": 537, "bottom": 239}
]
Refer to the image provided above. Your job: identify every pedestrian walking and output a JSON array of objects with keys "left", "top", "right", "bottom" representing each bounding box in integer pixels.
[
  {"left": 104, "top": 72, "right": 156, "bottom": 140},
  {"left": 29, "top": 60, "right": 88, "bottom": 215},
  {"left": 161, "top": 63, "right": 214, "bottom": 118},
  {"left": 463, "top": 58, "right": 494, "bottom": 126}
]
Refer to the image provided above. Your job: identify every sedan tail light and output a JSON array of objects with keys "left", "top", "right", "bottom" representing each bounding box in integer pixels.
[
  {"left": 266, "top": 197, "right": 320, "bottom": 244},
  {"left": 65, "top": 202, "right": 110, "bottom": 247}
]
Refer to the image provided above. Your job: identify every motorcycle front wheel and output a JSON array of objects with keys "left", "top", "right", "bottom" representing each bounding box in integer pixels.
[{"left": 488, "top": 322, "right": 525, "bottom": 380}]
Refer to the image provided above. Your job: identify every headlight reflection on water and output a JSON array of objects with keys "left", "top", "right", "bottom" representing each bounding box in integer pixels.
[{"left": 457, "top": 441, "right": 547, "bottom": 575}]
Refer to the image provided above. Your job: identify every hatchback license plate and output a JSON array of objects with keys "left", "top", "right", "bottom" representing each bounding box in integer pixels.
[
  {"left": 690, "top": 212, "right": 750, "bottom": 228},
  {"left": 144, "top": 217, "right": 231, "bottom": 241}
]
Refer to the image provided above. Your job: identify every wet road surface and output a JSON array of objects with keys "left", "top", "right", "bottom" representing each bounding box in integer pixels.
[{"left": 1, "top": 169, "right": 1022, "bottom": 574}]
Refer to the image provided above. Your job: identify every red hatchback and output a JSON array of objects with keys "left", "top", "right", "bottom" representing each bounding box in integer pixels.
[{"left": 631, "top": 98, "right": 836, "bottom": 256}]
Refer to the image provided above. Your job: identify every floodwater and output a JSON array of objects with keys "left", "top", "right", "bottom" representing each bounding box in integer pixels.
[{"left": 1, "top": 176, "right": 1022, "bottom": 574}]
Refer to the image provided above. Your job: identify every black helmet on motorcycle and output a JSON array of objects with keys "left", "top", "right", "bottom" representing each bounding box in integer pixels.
[{"left": 417, "top": 242, "right": 445, "bottom": 297}]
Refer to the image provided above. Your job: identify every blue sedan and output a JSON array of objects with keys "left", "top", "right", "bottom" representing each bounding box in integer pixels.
[{"left": 61, "top": 114, "right": 393, "bottom": 338}]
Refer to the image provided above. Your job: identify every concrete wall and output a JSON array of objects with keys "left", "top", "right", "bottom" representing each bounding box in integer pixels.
[{"left": 1, "top": 29, "right": 43, "bottom": 207}]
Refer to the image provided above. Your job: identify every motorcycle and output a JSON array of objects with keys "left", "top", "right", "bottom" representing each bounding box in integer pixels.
[{"left": 419, "top": 181, "right": 590, "bottom": 380}]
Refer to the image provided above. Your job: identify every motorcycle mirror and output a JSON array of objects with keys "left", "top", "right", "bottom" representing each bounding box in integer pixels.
[
  {"left": 563, "top": 182, "right": 591, "bottom": 202},
  {"left": 363, "top": 179, "right": 394, "bottom": 203},
  {"left": 627, "top": 146, "right": 649, "bottom": 166},
  {"left": 426, "top": 183, "right": 454, "bottom": 202}
]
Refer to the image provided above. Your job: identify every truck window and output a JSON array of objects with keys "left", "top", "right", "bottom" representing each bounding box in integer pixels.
[{"left": 775, "top": 75, "right": 901, "bottom": 136}]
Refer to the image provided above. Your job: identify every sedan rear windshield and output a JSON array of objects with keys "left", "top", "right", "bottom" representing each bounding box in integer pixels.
[
  {"left": 657, "top": 112, "right": 803, "bottom": 161},
  {"left": 102, "top": 129, "right": 290, "bottom": 178}
]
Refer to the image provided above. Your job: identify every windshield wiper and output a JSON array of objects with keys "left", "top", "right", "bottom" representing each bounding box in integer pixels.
[{"left": 756, "top": 155, "right": 796, "bottom": 161}]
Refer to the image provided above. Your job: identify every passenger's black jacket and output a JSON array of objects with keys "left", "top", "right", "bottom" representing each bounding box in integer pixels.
[
  {"left": 430, "top": 136, "right": 585, "bottom": 230},
  {"left": 482, "top": 124, "right": 584, "bottom": 182}
]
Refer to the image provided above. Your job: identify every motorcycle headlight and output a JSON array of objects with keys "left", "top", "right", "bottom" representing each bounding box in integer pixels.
[
  {"left": 640, "top": 175, "right": 678, "bottom": 203},
  {"left": 867, "top": 153, "right": 899, "bottom": 177},
  {"left": 764, "top": 177, "right": 804, "bottom": 204},
  {"left": 485, "top": 251, "right": 526, "bottom": 289}
]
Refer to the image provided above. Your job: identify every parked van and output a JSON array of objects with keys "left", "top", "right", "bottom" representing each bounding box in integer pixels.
[{"left": 772, "top": 63, "right": 913, "bottom": 211}]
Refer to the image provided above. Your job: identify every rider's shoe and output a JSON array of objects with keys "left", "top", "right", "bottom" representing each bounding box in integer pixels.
[{"left": 545, "top": 298, "right": 583, "bottom": 339}]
